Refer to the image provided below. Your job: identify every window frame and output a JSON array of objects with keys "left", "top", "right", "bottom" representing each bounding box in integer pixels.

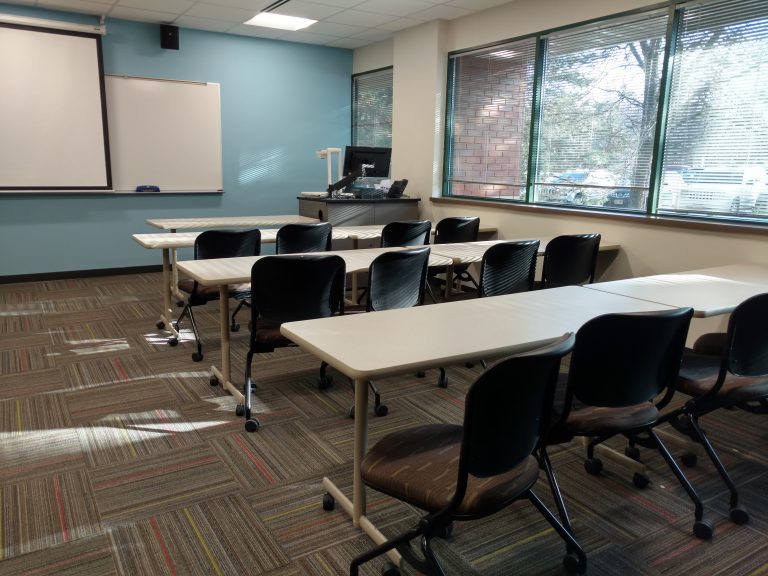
[{"left": 441, "top": 0, "right": 768, "bottom": 228}]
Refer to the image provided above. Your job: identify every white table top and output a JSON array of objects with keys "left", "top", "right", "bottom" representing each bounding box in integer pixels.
[
  {"left": 281, "top": 286, "right": 675, "bottom": 381},
  {"left": 175, "top": 247, "right": 453, "bottom": 285},
  {"left": 333, "top": 224, "right": 498, "bottom": 241},
  {"left": 146, "top": 215, "right": 319, "bottom": 230},
  {"left": 132, "top": 228, "right": 357, "bottom": 249},
  {"left": 430, "top": 237, "right": 621, "bottom": 264},
  {"left": 585, "top": 264, "right": 768, "bottom": 318}
]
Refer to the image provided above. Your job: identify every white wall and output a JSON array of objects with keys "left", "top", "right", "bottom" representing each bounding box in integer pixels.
[{"left": 354, "top": 0, "right": 768, "bottom": 339}]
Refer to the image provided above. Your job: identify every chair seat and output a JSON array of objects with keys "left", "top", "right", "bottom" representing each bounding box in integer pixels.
[
  {"left": 361, "top": 424, "right": 539, "bottom": 519},
  {"left": 550, "top": 402, "right": 659, "bottom": 441},
  {"left": 251, "top": 319, "right": 293, "bottom": 348},
  {"left": 678, "top": 351, "right": 768, "bottom": 403}
]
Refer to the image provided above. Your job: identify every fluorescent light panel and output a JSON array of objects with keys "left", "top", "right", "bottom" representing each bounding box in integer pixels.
[{"left": 243, "top": 12, "right": 316, "bottom": 31}]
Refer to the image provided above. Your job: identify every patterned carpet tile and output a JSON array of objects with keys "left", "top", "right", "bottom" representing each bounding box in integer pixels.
[
  {"left": 211, "top": 421, "right": 344, "bottom": 491},
  {"left": 0, "top": 368, "right": 66, "bottom": 401},
  {"left": 40, "top": 309, "right": 116, "bottom": 328},
  {"left": 0, "top": 313, "right": 45, "bottom": 336},
  {"left": 110, "top": 300, "right": 168, "bottom": 322},
  {"left": 0, "top": 533, "right": 118, "bottom": 576},
  {"left": 58, "top": 354, "right": 157, "bottom": 393},
  {"left": 0, "top": 428, "right": 85, "bottom": 485},
  {"left": 90, "top": 444, "right": 239, "bottom": 524},
  {"left": 0, "top": 393, "right": 72, "bottom": 432},
  {"left": 179, "top": 398, "right": 251, "bottom": 437},
  {"left": 75, "top": 408, "right": 204, "bottom": 468},
  {"left": 109, "top": 495, "right": 288, "bottom": 576},
  {"left": 0, "top": 331, "right": 51, "bottom": 352},
  {"left": 0, "top": 469, "right": 103, "bottom": 560},
  {"left": 65, "top": 379, "right": 178, "bottom": 424},
  {"left": 0, "top": 344, "right": 56, "bottom": 375},
  {"left": 707, "top": 472, "right": 768, "bottom": 537}
]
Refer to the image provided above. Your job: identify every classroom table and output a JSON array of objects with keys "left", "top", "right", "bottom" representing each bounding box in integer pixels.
[
  {"left": 145, "top": 214, "right": 319, "bottom": 230},
  {"left": 428, "top": 237, "right": 621, "bottom": 298},
  {"left": 174, "top": 247, "right": 454, "bottom": 403},
  {"left": 280, "top": 286, "right": 676, "bottom": 564},
  {"left": 584, "top": 264, "right": 768, "bottom": 317}
]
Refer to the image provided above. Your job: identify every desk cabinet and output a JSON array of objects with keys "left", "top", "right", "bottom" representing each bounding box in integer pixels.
[{"left": 298, "top": 197, "right": 420, "bottom": 226}]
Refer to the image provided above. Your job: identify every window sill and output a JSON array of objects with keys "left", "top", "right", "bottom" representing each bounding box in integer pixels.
[{"left": 430, "top": 196, "right": 768, "bottom": 236}]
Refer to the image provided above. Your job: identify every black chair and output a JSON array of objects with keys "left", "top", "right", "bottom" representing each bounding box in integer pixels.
[
  {"left": 276, "top": 222, "right": 333, "bottom": 254},
  {"left": 432, "top": 216, "right": 481, "bottom": 295},
  {"left": 451, "top": 240, "right": 539, "bottom": 300},
  {"left": 231, "top": 222, "right": 333, "bottom": 331},
  {"left": 538, "top": 308, "right": 718, "bottom": 542},
  {"left": 380, "top": 220, "right": 432, "bottom": 248},
  {"left": 656, "top": 293, "right": 768, "bottom": 529},
  {"left": 241, "top": 254, "right": 345, "bottom": 432},
  {"left": 539, "top": 233, "right": 601, "bottom": 288},
  {"left": 349, "top": 334, "right": 587, "bottom": 576},
  {"left": 170, "top": 229, "right": 261, "bottom": 361},
  {"left": 344, "top": 246, "right": 431, "bottom": 417}
]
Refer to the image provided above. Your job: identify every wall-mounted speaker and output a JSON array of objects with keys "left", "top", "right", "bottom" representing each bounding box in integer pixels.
[{"left": 160, "top": 24, "right": 179, "bottom": 50}]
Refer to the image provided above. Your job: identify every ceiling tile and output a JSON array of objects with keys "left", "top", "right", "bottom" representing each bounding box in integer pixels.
[
  {"left": 108, "top": 5, "right": 178, "bottom": 21},
  {"left": 305, "top": 20, "right": 366, "bottom": 37},
  {"left": 37, "top": 0, "right": 112, "bottom": 15},
  {"left": 326, "top": 36, "right": 369, "bottom": 48},
  {"left": 353, "top": 0, "right": 434, "bottom": 18},
  {"left": 350, "top": 27, "right": 391, "bottom": 42},
  {"left": 376, "top": 16, "right": 426, "bottom": 31},
  {"left": 281, "top": 29, "right": 341, "bottom": 44},
  {"left": 116, "top": 0, "right": 193, "bottom": 13},
  {"left": 326, "top": 9, "right": 395, "bottom": 27},
  {"left": 272, "top": 1, "right": 343, "bottom": 20},
  {"left": 228, "top": 22, "right": 288, "bottom": 38},
  {"left": 185, "top": 2, "right": 257, "bottom": 22},
  {"left": 412, "top": 4, "right": 472, "bottom": 20},
  {"left": 201, "top": 0, "right": 271, "bottom": 9},
  {"left": 174, "top": 14, "right": 236, "bottom": 32},
  {"left": 299, "top": 0, "right": 367, "bottom": 8}
]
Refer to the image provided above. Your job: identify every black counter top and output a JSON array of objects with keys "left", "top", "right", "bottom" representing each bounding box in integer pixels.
[{"left": 297, "top": 196, "right": 419, "bottom": 203}]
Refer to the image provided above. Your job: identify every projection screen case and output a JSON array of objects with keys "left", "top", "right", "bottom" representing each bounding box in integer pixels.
[{"left": 0, "top": 23, "right": 111, "bottom": 190}]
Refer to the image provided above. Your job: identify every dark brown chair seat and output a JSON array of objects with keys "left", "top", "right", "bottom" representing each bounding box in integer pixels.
[{"left": 678, "top": 352, "right": 768, "bottom": 402}]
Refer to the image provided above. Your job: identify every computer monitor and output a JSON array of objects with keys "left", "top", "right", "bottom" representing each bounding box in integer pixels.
[{"left": 343, "top": 146, "right": 392, "bottom": 178}]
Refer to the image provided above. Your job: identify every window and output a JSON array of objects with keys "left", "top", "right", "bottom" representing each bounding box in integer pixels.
[
  {"left": 444, "top": 38, "right": 536, "bottom": 199},
  {"left": 352, "top": 67, "right": 392, "bottom": 148},
  {"left": 443, "top": 0, "right": 768, "bottom": 225}
]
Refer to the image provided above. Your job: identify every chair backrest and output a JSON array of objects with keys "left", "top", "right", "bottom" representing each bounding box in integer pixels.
[
  {"left": 380, "top": 220, "right": 432, "bottom": 248},
  {"left": 540, "top": 234, "right": 601, "bottom": 288},
  {"left": 460, "top": 334, "right": 574, "bottom": 479},
  {"left": 367, "top": 247, "right": 431, "bottom": 312},
  {"left": 723, "top": 293, "right": 768, "bottom": 377},
  {"left": 479, "top": 240, "right": 540, "bottom": 297},
  {"left": 250, "top": 255, "right": 345, "bottom": 325},
  {"left": 434, "top": 216, "right": 480, "bottom": 245},
  {"left": 275, "top": 222, "right": 332, "bottom": 254},
  {"left": 194, "top": 229, "right": 261, "bottom": 260},
  {"left": 567, "top": 308, "right": 693, "bottom": 408}
]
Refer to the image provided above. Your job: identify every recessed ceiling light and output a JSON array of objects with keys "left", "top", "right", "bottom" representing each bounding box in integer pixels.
[{"left": 243, "top": 12, "right": 317, "bottom": 31}]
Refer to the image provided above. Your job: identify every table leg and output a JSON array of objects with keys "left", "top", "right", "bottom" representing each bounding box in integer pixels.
[
  {"left": 320, "top": 379, "right": 402, "bottom": 566},
  {"left": 444, "top": 263, "right": 455, "bottom": 300},
  {"left": 211, "top": 285, "right": 244, "bottom": 403},
  {"left": 159, "top": 249, "right": 180, "bottom": 338}
]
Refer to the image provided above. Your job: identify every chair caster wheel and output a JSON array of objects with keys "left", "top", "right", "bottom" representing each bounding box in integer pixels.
[
  {"left": 374, "top": 404, "right": 388, "bottom": 417},
  {"left": 416, "top": 371, "right": 425, "bottom": 378},
  {"left": 633, "top": 472, "right": 650, "bottom": 489},
  {"left": 435, "top": 522, "right": 453, "bottom": 539},
  {"left": 681, "top": 452, "right": 697, "bottom": 467},
  {"left": 624, "top": 445, "right": 641, "bottom": 461},
  {"left": 231, "top": 323, "right": 240, "bottom": 332},
  {"left": 381, "top": 561, "right": 401, "bottom": 576},
  {"left": 318, "top": 375, "right": 333, "bottom": 390},
  {"left": 156, "top": 320, "right": 165, "bottom": 329},
  {"left": 730, "top": 506, "right": 749, "bottom": 525},
  {"left": 176, "top": 300, "right": 185, "bottom": 308},
  {"left": 235, "top": 404, "right": 245, "bottom": 417},
  {"left": 322, "top": 493, "right": 335, "bottom": 511},
  {"left": 209, "top": 376, "right": 219, "bottom": 386},
  {"left": 192, "top": 352, "right": 203, "bottom": 362},
  {"left": 584, "top": 458, "right": 603, "bottom": 475},
  {"left": 245, "top": 419, "right": 259, "bottom": 432},
  {"left": 168, "top": 337, "right": 179, "bottom": 347},
  {"left": 348, "top": 406, "right": 355, "bottom": 418},
  {"left": 693, "top": 519, "right": 714, "bottom": 540},
  {"left": 437, "top": 375, "right": 448, "bottom": 388},
  {"left": 563, "top": 553, "right": 585, "bottom": 574}
]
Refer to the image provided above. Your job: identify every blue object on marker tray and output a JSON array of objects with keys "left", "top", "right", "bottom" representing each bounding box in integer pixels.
[{"left": 136, "top": 185, "right": 160, "bottom": 192}]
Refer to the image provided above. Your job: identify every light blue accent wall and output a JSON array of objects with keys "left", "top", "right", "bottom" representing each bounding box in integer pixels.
[{"left": 0, "top": 3, "right": 352, "bottom": 276}]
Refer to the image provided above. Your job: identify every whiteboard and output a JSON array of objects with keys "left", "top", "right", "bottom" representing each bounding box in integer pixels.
[{"left": 105, "top": 75, "right": 222, "bottom": 193}]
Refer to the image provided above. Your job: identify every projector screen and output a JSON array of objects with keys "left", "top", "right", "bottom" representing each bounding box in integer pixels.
[{"left": 0, "top": 23, "right": 110, "bottom": 190}]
